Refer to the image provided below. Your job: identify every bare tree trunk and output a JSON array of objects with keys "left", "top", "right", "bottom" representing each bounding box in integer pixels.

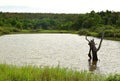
[
  {"left": 92, "top": 51, "right": 98, "bottom": 61},
  {"left": 86, "top": 32, "right": 104, "bottom": 61}
]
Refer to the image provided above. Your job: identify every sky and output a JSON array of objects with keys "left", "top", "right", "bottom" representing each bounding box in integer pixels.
[{"left": 0, "top": 0, "right": 120, "bottom": 13}]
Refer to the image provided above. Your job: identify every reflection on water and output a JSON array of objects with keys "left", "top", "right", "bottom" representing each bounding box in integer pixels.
[
  {"left": 0, "top": 34, "right": 120, "bottom": 74},
  {"left": 88, "top": 59, "right": 100, "bottom": 73}
]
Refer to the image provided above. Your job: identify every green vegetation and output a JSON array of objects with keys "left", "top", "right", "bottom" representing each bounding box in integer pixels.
[
  {"left": 78, "top": 25, "right": 120, "bottom": 40},
  {"left": 0, "top": 64, "right": 120, "bottom": 81},
  {"left": 0, "top": 11, "right": 120, "bottom": 81},
  {"left": 0, "top": 10, "right": 120, "bottom": 40},
  {"left": 20, "top": 29, "right": 77, "bottom": 34}
]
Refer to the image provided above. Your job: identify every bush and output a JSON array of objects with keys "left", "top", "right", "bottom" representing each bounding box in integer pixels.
[
  {"left": 116, "top": 33, "right": 120, "bottom": 38},
  {"left": 97, "top": 29, "right": 115, "bottom": 37},
  {"left": 4, "top": 27, "right": 20, "bottom": 32},
  {"left": 1, "top": 29, "right": 10, "bottom": 34},
  {"left": 89, "top": 32, "right": 98, "bottom": 36},
  {"left": 0, "top": 27, "right": 21, "bottom": 35},
  {"left": 11, "top": 28, "right": 20, "bottom": 32},
  {"left": 78, "top": 29, "right": 91, "bottom": 36},
  {"left": 104, "top": 30, "right": 114, "bottom": 37},
  {"left": 115, "top": 29, "right": 120, "bottom": 38}
]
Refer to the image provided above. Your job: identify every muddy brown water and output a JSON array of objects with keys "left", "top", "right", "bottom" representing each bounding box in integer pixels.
[{"left": 0, "top": 34, "right": 120, "bottom": 74}]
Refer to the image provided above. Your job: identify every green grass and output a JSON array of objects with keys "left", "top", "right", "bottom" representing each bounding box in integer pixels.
[
  {"left": 0, "top": 27, "right": 119, "bottom": 41},
  {"left": 0, "top": 26, "right": 77, "bottom": 35},
  {"left": 0, "top": 64, "right": 120, "bottom": 81},
  {"left": 103, "top": 37, "right": 120, "bottom": 41},
  {"left": 7, "top": 29, "right": 77, "bottom": 34}
]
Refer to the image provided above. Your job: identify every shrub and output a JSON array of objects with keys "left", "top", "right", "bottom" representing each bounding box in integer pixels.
[
  {"left": 11, "top": 28, "right": 20, "bottom": 32},
  {"left": 97, "top": 29, "right": 115, "bottom": 37},
  {"left": 116, "top": 33, "right": 120, "bottom": 38},
  {"left": 78, "top": 29, "right": 91, "bottom": 36},
  {"left": 1, "top": 29, "right": 10, "bottom": 34},
  {"left": 104, "top": 30, "right": 114, "bottom": 37}
]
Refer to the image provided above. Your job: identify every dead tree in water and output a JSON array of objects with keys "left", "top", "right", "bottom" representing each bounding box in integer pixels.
[{"left": 86, "top": 33, "right": 104, "bottom": 61}]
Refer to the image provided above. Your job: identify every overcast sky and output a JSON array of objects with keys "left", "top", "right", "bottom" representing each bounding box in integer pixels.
[{"left": 0, "top": 0, "right": 120, "bottom": 13}]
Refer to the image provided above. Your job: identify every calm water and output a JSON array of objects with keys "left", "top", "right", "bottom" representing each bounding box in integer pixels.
[{"left": 0, "top": 34, "right": 120, "bottom": 74}]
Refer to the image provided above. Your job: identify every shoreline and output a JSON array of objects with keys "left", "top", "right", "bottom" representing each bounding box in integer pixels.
[{"left": 1, "top": 29, "right": 120, "bottom": 41}]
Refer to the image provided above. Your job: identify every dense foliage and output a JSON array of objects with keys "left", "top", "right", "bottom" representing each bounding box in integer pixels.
[{"left": 0, "top": 10, "right": 120, "bottom": 38}]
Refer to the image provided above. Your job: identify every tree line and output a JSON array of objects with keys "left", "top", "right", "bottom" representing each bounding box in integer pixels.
[{"left": 0, "top": 10, "right": 120, "bottom": 38}]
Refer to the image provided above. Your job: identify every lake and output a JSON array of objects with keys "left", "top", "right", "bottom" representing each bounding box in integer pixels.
[{"left": 0, "top": 34, "right": 120, "bottom": 74}]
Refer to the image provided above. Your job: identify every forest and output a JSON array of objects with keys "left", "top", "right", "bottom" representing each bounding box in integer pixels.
[{"left": 0, "top": 10, "right": 120, "bottom": 39}]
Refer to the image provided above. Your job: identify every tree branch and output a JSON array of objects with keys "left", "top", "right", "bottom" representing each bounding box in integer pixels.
[
  {"left": 85, "top": 35, "right": 90, "bottom": 42},
  {"left": 97, "top": 32, "right": 104, "bottom": 51}
]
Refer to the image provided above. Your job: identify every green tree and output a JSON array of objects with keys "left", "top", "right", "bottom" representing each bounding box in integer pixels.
[
  {"left": 116, "top": 16, "right": 120, "bottom": 27},
  {"left": 82, "top": 11, "right": 101, "bottom": 28},
  {"left": 16, "top": 21, "right": 23, "bottom": 30},
  {"left": 73, "top": 15, "right": 85, "bottom": 30}
]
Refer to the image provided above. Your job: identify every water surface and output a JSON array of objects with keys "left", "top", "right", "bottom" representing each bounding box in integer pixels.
[{"left": 0, "top": 34, "right": 120, "bottom": 74}]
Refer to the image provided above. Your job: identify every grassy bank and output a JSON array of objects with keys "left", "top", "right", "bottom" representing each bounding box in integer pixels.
[
  {"left": 78, "top": 28, "right": 120, "bottom": 41},
  {"left": 0, "top": 64, "right": 120, "bottom": 81},
  {"left": 0, "top": 27, "right": 77, "bottom": 35},
  {"left": 0, "top": 26, "right": 120, "bottom": 41},
  {"left": 20, "top": 29, "right": 77, "bottom": 34}
]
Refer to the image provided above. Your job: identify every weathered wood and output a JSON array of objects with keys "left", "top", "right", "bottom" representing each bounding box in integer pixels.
[
  {"left": 86, "top": 33, "right": 104, "bottom": 61},
  {"left": 97, "top": 32, "right": 104, "bottom": 51},
  {"left": 86, "top": 35, "right": 90, "bottom": 42}
]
